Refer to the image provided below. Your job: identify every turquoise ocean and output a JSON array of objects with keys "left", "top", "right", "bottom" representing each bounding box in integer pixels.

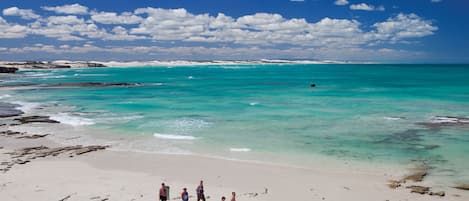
[{"left": 1, "top": 64, "right": 468, "bottom": 184}]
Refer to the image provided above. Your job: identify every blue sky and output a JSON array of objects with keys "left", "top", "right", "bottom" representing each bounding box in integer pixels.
[{"left": 0, "top": 0, "right": 467, "bottom": 62}]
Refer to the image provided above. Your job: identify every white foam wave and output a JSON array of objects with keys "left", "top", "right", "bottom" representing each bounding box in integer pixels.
[
  {"left": 49, "top": 113, "right": 95, "bottom": 126},
  {"left": 229, "top": 148, "right": 251, "bottom": 152},
  {"left": 384, "top": 116, "right": 406, "bottom": 120},
  {"left": 249, "top": 102, "right": 259, "bottom": 106},
  {"left": 153, "top": 133, "right": 196, "bottom": 140},
  {"left": 12, "top": 101, "right": 41, "bottom": 113},
  {"left": 73, "top": 73, "right": 109, "bottom": 77},
  {"left": 97, "top": 115, "right": 144, "bottom": 123},
  {"left": 430, "top": 116, "right": 457, "bottom": 123},
  {"left": 0, "top": 94, "right": 11, "bottom": 99},
  {"left": 24, "top": 72, "right": 53, "bottom": 77},
  {"left": 187, "top": 76, "right": 194, "bottom": 79}
]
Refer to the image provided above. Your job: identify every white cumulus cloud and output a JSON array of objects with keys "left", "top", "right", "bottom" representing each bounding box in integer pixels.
[
  {"left": 350, "top": 3, "right": 384, "bottom": 11},
  {"left": 371, "top": 13, "right": 438, "bottom": 42},
  {"left": 3, "top": 7, "right": 40, "bottom": 19},
  {"left": 334, "top": 0, "right": 349, "bottom": 6},
  {"left": 91, "top": 12, "right": 143, "bottom": 24},
  {"left": 42, "top": 4, "right": 89, "bottom": 15},
  {"left": 0, "top": 16, "right": 29, "bottom": 38}
]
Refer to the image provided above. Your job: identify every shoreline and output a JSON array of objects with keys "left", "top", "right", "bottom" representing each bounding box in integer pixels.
[
  {"left": 1, "top": 123, "right": 469, "bottom": 201},
  {"left": 2, "top": 131, "right": 468, "bottom": 201}
]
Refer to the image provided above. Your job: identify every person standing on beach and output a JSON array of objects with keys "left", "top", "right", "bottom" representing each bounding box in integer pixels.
[
  {"left": 196, "top": 180, "right": 205, "bottom": 201},
  {"left": 181, "top": 188, "right": 189, "bottom": 201},
  {"left": 230, "top": 192, "right": 236, "bottom": 201},
  {"left": 159, "top": 183, "right": 167, "bottom": 201}
]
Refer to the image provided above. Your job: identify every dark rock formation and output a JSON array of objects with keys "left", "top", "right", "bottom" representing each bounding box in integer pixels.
[
  {"left": 14, "top": 116, "right": 60, "bottom": 124},
  {"left": 0, "top": 130, "right": 48, "bottom": 139},
  {"left": 406, "top": 185, "right": 430, "bottom": 194},
  {"left": 0, "top": 102, "right": 23, "bottom": 118},
  {"left": 0, "top": 145, "right": 108, "bottom": 172},
  {"left": 454, "top": 184, "right": 469, "bottom": 190},
  {"left": 416, "top": 116, "right": 469, "bottom": 129},
  {"left": 0, "top": 66, "right": 19, "bottom": 73},
  {"left": 86, "top": 62, "right": 106, "bottom": 67},
  {"left": 45, "top": 82, "right": 136, "bottom": 87},
  {"left": 387, "top": 180, "right": 402, "bottom": 189},
  {"left": 403, "top": 171, "right": 427, "bottom": 182},
  {"left": 429, "top": 191, "right": 445, "bottom": 197},
  {"left": 17, "top": 134, "right": 49, "bottom": 139}
]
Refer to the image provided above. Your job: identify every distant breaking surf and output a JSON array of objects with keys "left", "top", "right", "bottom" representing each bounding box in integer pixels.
[{"left": 153, "top": 133, "right": 197, "bottom": 140}]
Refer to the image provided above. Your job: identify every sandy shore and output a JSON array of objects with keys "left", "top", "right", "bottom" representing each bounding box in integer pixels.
[{"left": 1, "top": 127, "right": 468, "bottom": 201}]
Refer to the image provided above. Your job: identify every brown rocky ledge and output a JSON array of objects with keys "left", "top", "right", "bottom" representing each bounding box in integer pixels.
[
  {"left": 0, "top": 130, "right": 48, "bottom": 139},
  {"left": 454, "top": 184, "right": 469, "bottom": 191},
  {"left": 0, "top": 145, "right": 108, "bottom": 173},
  {"left": 14, "top": 116, "right": 60, "bottom": 124}
]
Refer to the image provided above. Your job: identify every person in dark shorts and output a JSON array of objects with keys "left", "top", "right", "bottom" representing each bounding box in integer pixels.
[
  {"left": 181, "top": 188, "right": 189, "bottom": 201},
  {"left": 196, "top": 180, "right": 205, "bottom": 201},
  {"left": 159, "top": 183, "right": 167, "bottom": 201}
]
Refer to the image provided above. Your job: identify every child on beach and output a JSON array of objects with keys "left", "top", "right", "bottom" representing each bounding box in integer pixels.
[
  {"left": 159, "top": 183, "right": 167, "bottom": 201},
  {"left": 230, "top": 192, "right": 236, "bottom": 201},
  {"left": 181, "top": 188, "right": 189, "bottom": 201},
  {"left": 196, "top": 180, "right": 205, "bottom": 201},
  {"left": 221, "top": 196, "right": 226, "bottom": 201}
]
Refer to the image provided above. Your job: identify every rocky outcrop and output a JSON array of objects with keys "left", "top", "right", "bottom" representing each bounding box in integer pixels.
[
  {"left": 387, "top": 180, "right": 402, "bottom": 189},
  {"left": 429, "top": 191, "right": 445, "bottom": 197},
  {"left": 0, "top": 66, "right": 19, "bottom": 73},
  {"left": 406, "top": 185, "right": 430, "bottom": 194},
  {"left": 0, "top": 145, "right": 108, "bottom": 172},
  {"left": 86, "top": 62, "right": 106, "bottom": 67},
  {"left": 454, "top": 184, "right": 469, "bottom": 190},
  {"left": 0, "top": 82, "right": 139, "bottom": 89},
  {"left": 14, "top": 116, "right": 60, "bottom": 124},
  {"left": 46, "top": 82, "right": 137, "bottom": 87},
  {"left": 0, "top": 102, "right": 23, "bottom": 118},
  {"left": 0, "top": 130, "right": 49, "bottom": 139},
  {"left": 416, "top": 116, "right": 469, "bottom": 129}
]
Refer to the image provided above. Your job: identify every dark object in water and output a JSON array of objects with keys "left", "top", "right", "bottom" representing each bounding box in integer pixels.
[
  {"left": 310, "top": 83, "right": 316, "bottom": 87},
  {"left": 0, "top": 67, "right": 19, "bottom": 73}
]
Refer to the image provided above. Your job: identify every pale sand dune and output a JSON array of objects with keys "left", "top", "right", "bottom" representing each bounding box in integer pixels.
[{"left": 1, "top": 139, "right": 467, "bottom": 201}]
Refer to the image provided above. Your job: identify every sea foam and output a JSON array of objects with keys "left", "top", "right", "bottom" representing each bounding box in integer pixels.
[
  {"left": 12, "top": 101, "right": 41, "bottom": 113},
  {"left": 0, "top": 94, "right": 12, "bottom": 99},
  {"left": 229, "top": 148, "right": 251, "bottom": 152},
  {"left": 49, "top": 113, "right": 95, "bottom": 126},
  {"left": 153, "top": 133, "right": 197, "bottom": 140}
]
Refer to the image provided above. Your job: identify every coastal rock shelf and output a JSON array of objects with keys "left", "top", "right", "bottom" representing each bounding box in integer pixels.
[
  {"left": 0, "top": 67, "right": 19, "bottom": 73},
  {"left": 0, "top": 130, "right": 48, "bottom": 139},
  {"left": 0, "top": 82, "right": 139, "bottom": 89},
  {"left": 0, "top": 102, "right": 23, "bottom": 118},
  {"left": 0, "top": 61, "right": 106, "bottom": 69},
  {"left": 416, "top": 116, "right": 469, "bottom": 129},
  {"left": 14, "top": 116, "right": 60, "bottom": 124},
  {"left": 387, "top": 164, "right": 446, "bottom": 197},
  {"left": 0, "top": 145, "right": 108, "bottom": 173}
]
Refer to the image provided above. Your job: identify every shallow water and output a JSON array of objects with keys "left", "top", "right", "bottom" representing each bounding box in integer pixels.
[{"left": 2, "top": 64, "right": 469, "bottom": 184}]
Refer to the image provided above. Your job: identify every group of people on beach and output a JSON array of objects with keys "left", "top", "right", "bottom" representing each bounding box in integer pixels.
[{"left": 159, "top": 180, "right": 236, "bottom": 201}]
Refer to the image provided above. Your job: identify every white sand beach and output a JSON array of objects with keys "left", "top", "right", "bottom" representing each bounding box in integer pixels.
[{"left": 1, "top": 129, "right": 468, "bottom": 201}]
